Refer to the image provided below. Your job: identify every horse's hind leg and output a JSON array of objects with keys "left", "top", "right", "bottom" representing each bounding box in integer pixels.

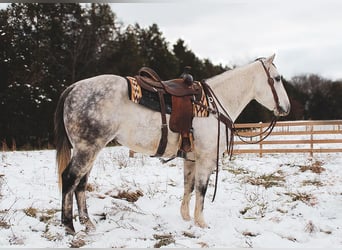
[
  {"left": 181, "top": 159, "right": 195, "bottom": 221},
  {"left": 75, "top": 172, "right": 95, "bottom": 231},
  {"left": 61, "top": 165, "right": 75, "bottom": 234},
  {"left": 61, "top": 150, "right": 97, "bottom": 234}
]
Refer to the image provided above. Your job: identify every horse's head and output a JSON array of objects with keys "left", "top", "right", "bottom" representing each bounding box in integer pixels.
[{"left": 254, "top": 54, "right": 291, "bottom": 117}]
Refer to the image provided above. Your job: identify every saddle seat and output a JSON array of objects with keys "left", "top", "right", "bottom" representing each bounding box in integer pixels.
[{"left": 136, "top": 67, "right": 202, "bottom": 97}]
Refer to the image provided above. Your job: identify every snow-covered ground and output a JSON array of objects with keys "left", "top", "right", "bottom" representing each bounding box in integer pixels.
[{"left": 0, "top": 146, "right": 341, "bottom": 248}]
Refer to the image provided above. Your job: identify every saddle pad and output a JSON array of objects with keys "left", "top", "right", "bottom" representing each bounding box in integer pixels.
[
  {"left": 126, "top": 77, "right": 209, "bottom": 117},
  {"left": 126, "top": 76, "right": 142, "bottom": 103},
  {"left": 193, "top": 82, "right": 209, "bottom": 117}
]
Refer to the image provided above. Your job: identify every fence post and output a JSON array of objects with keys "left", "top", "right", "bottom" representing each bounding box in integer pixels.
[
  {"left": 310, "top": 124, "right": 313, "bottom": 157},
  {"left": 129, "top": 150, "right": 135, "bottom": 158},
  {"left": 259, "top": 122, "right": 263, "bottom": 157}
]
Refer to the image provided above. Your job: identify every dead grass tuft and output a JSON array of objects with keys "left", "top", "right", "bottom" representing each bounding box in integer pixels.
[
  {"left": 0, "top": 173, "right": 5, "bottom": 198},
  {"left": 197, "top": 242, "right": 209, "bottom": 248},
  {"left": 9, "top": 234, "right": 25, "bottom": 245},
  {"left": 153, "top": 233, "right": 175, "bottom": 248},
  {"left": 300, "top": 160, "right": 325, "bottom": 174},
  {"left": 225, "top": 166, "right": 249, "bottom": 175},
  {"left": 24, "top": 207, "right": 58, "bottom": 222},
  {"left": 242, "top": 231, "right": 260, "bottom": 237},
  {"left": 86, "top": 183, "right": 96, "bottom": 192},
  {"left": 70, "top": 238, "right": 86, "bottom": 248},
  {"left": 245, "top": 171, "right": 285, "bottom": 188},
  {"left": 304, "top": 220, "right": 318, "bottom": 234},
  {"left": 111, "top": 190, "right": 144, "bottom": 202},
  {"left": 302, "top": 179, "right": 324, "bottom": 187},
  {"left": 285, "top": 192, "right": 317, "bottom": 206},
  {"left": 24, "top": 207, "right": 38, "bottom": 218},
  {"left": 183, "top": 231, "right": 197, "bottom": 238},
  {"left": 0, "top": 219, "right": 10, "bottom": 229},
  {"left": 39, "top": 209, "right": 58, "bottom": 223}
]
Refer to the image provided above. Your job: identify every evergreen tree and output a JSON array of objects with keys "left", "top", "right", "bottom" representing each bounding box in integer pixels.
[
  {"left": 137, "top": 24, "right": 178, "bottom": 79},
  {"left": 0, "top": 3, "right": 340, "bottom": 150},
  {"left": 0, "top": 3, "right": 118, "bottom": 148}
]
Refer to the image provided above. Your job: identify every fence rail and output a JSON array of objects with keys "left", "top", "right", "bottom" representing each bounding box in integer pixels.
[{"left": 232, "top": 120, "right": 342, "bottom": 157}]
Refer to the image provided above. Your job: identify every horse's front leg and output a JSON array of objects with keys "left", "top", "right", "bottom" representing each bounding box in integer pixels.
[
  {"left": 180, "top": 159, "right": 195, "bottom": 221},
  {"left": 194, "top": 158, "right": 213, "bottom": 228}
]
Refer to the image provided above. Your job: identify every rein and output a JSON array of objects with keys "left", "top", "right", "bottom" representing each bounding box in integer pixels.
[
  {"left": 232, "top": 117, "right": 277, "bottom": 144},
  {"left": 195, "top": 59, "right": 281, "bottom": 202},
  {"left": 195, "top": 81, "right": 234, "bottom": 202}
]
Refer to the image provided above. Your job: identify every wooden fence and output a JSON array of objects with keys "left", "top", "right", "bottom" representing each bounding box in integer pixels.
[{"left": 233, "top": 120, "right": 342, "bottom": 157}]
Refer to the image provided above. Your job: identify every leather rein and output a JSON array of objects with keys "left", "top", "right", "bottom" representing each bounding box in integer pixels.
[{"left": 195, "top": 59, "right": 281, "bottom": 201}]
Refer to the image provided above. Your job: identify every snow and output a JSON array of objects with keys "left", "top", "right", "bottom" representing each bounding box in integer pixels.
[{"left": 0, "top": 146, "right": 342, "bottom": 248}]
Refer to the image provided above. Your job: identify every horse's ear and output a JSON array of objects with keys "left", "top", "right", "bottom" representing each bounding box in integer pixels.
[{"left": 265, "top": 54, "right": 276, "bottom": 67}]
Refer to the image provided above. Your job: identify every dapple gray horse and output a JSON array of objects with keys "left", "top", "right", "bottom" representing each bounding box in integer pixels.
[{"left": 54, "top": 54, "right": 290, "bottom": 234}]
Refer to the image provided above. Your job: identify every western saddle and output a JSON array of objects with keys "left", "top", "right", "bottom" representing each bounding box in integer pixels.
[{"left": 134, "top": 66, "right": 202, "bottom": 158}]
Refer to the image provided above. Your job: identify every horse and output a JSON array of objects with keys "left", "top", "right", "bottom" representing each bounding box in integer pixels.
[{"left": 54, "top": 54, "right": 290, "bottom": 234}]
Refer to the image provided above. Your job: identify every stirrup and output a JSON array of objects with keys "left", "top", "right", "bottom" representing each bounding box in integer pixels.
[
  {"left": 177, "top": 149, "right": 187, "bottom": 159},
  {"left": 177, "top": 150, "right": 195, "bottom": 162}
]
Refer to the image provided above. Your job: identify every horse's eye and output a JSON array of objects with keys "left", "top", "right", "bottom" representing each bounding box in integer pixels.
[{"left": 274, "top": 75, "right": 281, "bottom": 82}]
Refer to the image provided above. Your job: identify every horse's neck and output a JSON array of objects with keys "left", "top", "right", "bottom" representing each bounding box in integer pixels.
[{"left": 206, "top": 63, "right": 258, "bottom": 122}]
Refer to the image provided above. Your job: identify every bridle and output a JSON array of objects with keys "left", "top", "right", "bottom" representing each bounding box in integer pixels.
[
  {"left": 232, "top": 59, "right": 281, "bottom": 144},
  {"left": 196, "top": 58, "right": 282, "bottom": 201},
  {"left": 258, "top": 58, "right": 282, "bottom": 113}
]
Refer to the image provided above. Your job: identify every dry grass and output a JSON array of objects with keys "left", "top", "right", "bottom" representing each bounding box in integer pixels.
[
  {"left": 245, "top": 171, "right": 285, "bottom": 188},
  {"left": 182, "top": 231, "right": 197, "bottom": 238},
  {"left": 23, "top": 207, "right": 58, "bottom": 224},
  {"left": 153, "top": 233, "right": 175, "bottom": 248},
  {"left": 9, "top": 234, "right": 25, "bottom": 245},
  {"left": 0, "top": 219, "right": 10, "bottom": 229},
  {"left": 285, "top": 192, "right": 317, "bottom": 206},
  {"left": 240, "top": 188, "right": 268, "bottom": 218},
  {"left": 113, "top": 152, "right": 130, "bottom": 169},
  {"left": 39, "top": 209, "right": 58, "bottom": 223},
  {"left": 304, "top": 220, "right": 318, "bottom": 234},
  {"left": 86, "top": 183, "right": 96, "bottom": 192},
  {"left": 110, "top": 190, "right": 144, "bottom": 203},
  {"left": 0, "top": 173, "right": 5, "bottom": 198},
  {"left": 197, "top": 242, "right": 209, "bottom": 248},
  {"left": 300, "top": 160, "right": 325, "bottom": 174},
  {"left": 302, "top": 179, "right": 324, "bottom": 187},
  {"left": 70, "top": 237, "right": 86, "bottom": 248},
  {"left": 24, "top": 207, "right": 38, "bottom": 218},
  {"left": 242, "top": 231, "right": 260, "bottom": 237},
  {"left": 225, "top": 166, "right": 250, "bottom": 175}
]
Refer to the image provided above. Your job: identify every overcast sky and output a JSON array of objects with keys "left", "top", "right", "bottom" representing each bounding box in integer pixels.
[
  {"left": 1, "top": 1, "right": 341, "bottom": 80},
  {"left": 110, "top": 0, "right": 342, "bottom": 80}
]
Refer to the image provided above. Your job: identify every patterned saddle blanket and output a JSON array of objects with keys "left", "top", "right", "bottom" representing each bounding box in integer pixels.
[{"left": 126, "top": 76, "right": 209, "bottom": 117}]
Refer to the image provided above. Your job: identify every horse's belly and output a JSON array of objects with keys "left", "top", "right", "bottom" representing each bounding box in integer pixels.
[{"left": 115, "top": 104, "right": 179, "bottom": 157}]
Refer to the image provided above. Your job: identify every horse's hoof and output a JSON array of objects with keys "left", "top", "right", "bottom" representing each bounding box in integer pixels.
[
  {"left": 181, "top": 213, "right": 191, "bottom": 221},
  {"left": 62, "top": 219, "right": 76, "bottom": 235},
  {"left": 85, "top": 221, "right": 96, "bottom": 232},
  {"left": 64, "top": 225, "right": 76, "bottom": 236},
  {"left": 80, "top": 216, "right": 96, "bottom": 232},
  {"left": 195, "top": 219, "right": 209, "bottom": 228},
  {"left": 180, "top": 204, "right": 191, "bottom": 221}
]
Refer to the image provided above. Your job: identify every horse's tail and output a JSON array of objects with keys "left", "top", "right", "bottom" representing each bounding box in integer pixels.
[{"left": 54, "top": 85, "right": 75, "bottom": 191}]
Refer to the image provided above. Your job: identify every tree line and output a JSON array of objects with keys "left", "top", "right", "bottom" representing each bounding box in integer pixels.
[{"left": 0, "top": 3, "right": 341, "bottom": 150}]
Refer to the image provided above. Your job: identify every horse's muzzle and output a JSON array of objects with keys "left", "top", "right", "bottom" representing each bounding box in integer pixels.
[{"left": 274, "top": 105, "right": 291, "bottom": 117}]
